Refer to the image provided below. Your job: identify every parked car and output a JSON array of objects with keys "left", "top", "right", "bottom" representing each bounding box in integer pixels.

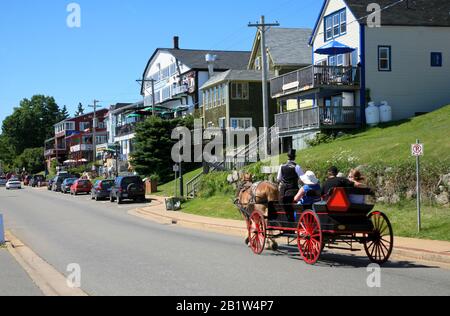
[
  {"left": 91, "top": 179, "right": 115, "bottom": 201},
  {"left": 30, "top": 175, "right": 46, "bottom": 187},
  {"left": 47, "top": 177, "right": 56, "bottom": 191},
  {"left": 70, "top": 179, "right": 92, "bottom": 195},
  {"left": 61, "top": 178, "right": 78, "bottom": 194},
  {"left": 0, "top": 176, "right": 7, "bottom": 187},
  {"left": 52, "top": 174, "right": 72, "bottom": 192},
  {"left": 6, "top": 177, "right": 22, "bottom": 190},
  {"left": 110, "top": 176, "right": 145, "bottom": 204}
]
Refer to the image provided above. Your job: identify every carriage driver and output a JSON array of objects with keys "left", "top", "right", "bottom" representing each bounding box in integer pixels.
[{"left": 277, "top": 149, "right": 305, "bottom": 205}]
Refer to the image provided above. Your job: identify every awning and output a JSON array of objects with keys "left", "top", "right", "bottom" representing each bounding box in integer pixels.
[
  {"left": 315, "top": 40, "right": 355, "bottom": 55},
  {"left": 63, "top": 160, "right": 76, "bottom": 165},
  {"left": 126, "top": 113, "right": 142, "bottom": 118}
]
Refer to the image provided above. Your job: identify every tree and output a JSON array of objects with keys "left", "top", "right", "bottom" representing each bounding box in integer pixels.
[
  {"left": 14, "top": 147, "right": 45, "bottom": 174},
  {"left": 132, "top": 116, "right": 196, "bottom": 183},
  {"left": 2, "top": 95, "right": 61, "bottom": 156},
  {"left": 75, "top": 103, "right": 85, "bottom": 117},
  {"left": 59, "top": 105, "right": 70, "bottom": 121},
  {"left": 0, "top": 135, "right": 14, "bottom": 171}
]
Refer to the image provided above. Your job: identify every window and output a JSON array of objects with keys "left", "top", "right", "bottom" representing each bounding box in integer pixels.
[
  {"left": 79, "top": 122, "right": 91, "bottom": 131},
  {"left": 378, "top": 46, "right": 392, "bottom": 71},
  {"left": 324, "top": 9, "right": 346, "bottom": 41},
  {"left": 218, "top": 117, "right": 226, "bottom": 129},
  {"left": 65, "top": 122, "right": 75, "bottom": 131},
  {"left": 221, "top": 84, "right": 226, "bottom": 104},
  {"left": 431, "top": 52, "right": 442, "bottom": 67},
  {"left": 230, "top": 118, "right": 252, "bottom": 131},
  {"left": 231, "top": 83, "right": 249, "bottom": 100},
  {"left": 329, "top": 55, "right": 344, "bottom": 66},
  {"left": 162, "top": 87, "right": 171, "bottom": 101}
]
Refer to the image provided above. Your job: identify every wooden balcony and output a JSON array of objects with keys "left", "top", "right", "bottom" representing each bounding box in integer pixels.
[
  {"left": 271, "top": 65, "right": 360, "bottom": 99},
  {"left": 275, "top": 106, "right": 361, "bottom": 134}
]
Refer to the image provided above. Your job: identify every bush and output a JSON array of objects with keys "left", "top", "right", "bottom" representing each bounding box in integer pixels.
[
  {"left": 197, "top": 172, "right": 235, "bottom": 198},
  {"left": 306, "top": 133, "right": 335, "bottom": 147}
]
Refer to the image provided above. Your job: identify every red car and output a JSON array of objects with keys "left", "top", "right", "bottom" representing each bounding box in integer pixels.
[{"left": 70, "top": 179, "right": 92, "bottom": 195}]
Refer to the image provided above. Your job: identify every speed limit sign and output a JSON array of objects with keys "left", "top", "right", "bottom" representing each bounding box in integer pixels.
[{"left": 411, "top": 143, "right": 424, "bottom": 157}]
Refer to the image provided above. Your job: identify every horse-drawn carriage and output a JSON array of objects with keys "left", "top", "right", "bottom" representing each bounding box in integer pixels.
[{"left": 236, "top": 186, "right": 394, "bottom": 265}]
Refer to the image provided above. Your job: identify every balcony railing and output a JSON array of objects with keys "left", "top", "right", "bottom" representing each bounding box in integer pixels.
[
  {"left": 172, "top": 84, "right": 189, "bottom": 97},
  {"left": 115, "top": 124, "right": 138, "bottom": 138},
  {"left": 275, "top": 106, "right": 361, "bottom": 133},
  {"left": 44, "top": 147, "right": 67, "bottom": 157},
  {"left": 271, "top": 65, "right": 360, "bottom": 98},
  {"left": 70, "top": 144, "right": 94, "bottom": 153}
]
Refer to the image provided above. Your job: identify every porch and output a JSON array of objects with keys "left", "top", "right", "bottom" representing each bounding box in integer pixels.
[
  {"left": 270, "top": 65, "right": 360, "bottom": 99},
  {"left": 275, "top": 106, "right": 361, "bottom": 135}
]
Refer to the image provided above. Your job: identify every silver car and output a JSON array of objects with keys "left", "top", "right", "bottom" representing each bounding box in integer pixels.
[{"left": 6, "top": 178, "right": 22, "bottom": 190}]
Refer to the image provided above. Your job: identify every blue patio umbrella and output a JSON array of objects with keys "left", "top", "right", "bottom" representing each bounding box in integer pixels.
[{"left": 315, "top": 40, "right": 355, "bottom": 55}]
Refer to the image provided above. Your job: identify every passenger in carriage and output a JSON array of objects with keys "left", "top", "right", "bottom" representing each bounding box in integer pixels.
[
  {"left": 321, "top": 166, "right": 356, "bottom": 198},
  {"left": 348, "top": 169, "right": 368, "bottom": 204},
  {"left": 294, "top": 171, "right": 321, "bottom": 206}
]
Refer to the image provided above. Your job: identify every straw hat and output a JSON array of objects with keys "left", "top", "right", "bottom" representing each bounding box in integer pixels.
[{"left": 300, "top": 171, "right": 319, "bottom": 185}]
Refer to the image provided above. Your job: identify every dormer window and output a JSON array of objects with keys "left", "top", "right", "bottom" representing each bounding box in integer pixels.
[{"left": 324, "top": 9, "right": 347, "bottom": 41}]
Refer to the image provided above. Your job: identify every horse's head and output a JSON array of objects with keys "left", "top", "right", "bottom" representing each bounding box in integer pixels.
[{"left": 241, "top": 173, "right": 253, "bottom": 183}]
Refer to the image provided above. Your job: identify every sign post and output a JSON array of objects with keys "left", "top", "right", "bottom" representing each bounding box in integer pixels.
[
  {"left": 0, "top": 214, "right": 5, "bottom": 245},
  {"left": 412, "top": 140, "right": 424, "bottom": 233},
  {"left": 173, "top": 164, "right": 179, "bottom": 198}
]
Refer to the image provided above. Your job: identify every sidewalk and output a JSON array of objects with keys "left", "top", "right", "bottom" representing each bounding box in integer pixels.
[
  {"left": 131, "top": 195, "right": 450, "bottom": 268},
  {"left": 0, "top": 247, "right": 42, "bottom": 296}
]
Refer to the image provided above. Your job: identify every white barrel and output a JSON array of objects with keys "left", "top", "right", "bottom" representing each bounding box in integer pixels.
[
  {"left": 366, "top": 102, "right": 380, "bottom": 126},
  {"left": 379, "top": 101, "right": 393, "bottom": 123}
]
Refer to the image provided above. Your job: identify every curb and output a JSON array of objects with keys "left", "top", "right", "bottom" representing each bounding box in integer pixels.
[
  {"left": 5, "top": 231, "right": 88, "bottom": 296},
  {"left": 393, "top": 246, "right": 450, "bottom": 266},
  {"left": 132, "top": 207, "right": 450, "bottom": 268}
]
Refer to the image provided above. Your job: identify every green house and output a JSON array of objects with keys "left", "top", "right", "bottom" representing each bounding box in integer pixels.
[{"left": 200, "top": 70, "right": 277, "bottom": 130}]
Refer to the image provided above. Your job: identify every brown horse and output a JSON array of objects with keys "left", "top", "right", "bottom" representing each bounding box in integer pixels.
[
  {"left": 237, "top": 173, "right": 279, "bottom": 249},
  {"left": 237, "top": 173, "right": 279, "bottom": 212}
]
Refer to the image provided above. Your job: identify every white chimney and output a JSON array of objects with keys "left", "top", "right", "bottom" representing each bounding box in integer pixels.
[{"left": 206, "top": 54, "right": 217, "bottom": 78}]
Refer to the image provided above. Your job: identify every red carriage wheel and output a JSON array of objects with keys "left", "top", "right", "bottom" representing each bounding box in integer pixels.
[
  {"left": 248, "top": 211, "right": 267, "bottom": 255},
  {"left": 297, "top": 211, "right": 323, "bottom": 265},
  {"left": 364, "top": 211, "right": 394, "bottom": 265}
]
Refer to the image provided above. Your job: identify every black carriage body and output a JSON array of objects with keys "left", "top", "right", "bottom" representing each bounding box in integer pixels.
[{"left": 267, "top": 202, "right": 375, "bottom": 234}]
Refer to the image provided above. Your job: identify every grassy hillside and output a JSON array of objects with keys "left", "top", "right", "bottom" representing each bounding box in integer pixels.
[
  {"left": 296, "top": 105, "right": 450, "bottom": 169},
  {"left": 155, "top": 167, "right": 203, "bottom": 197}
]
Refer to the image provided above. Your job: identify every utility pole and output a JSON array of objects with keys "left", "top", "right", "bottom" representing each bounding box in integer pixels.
[
  {"left": 89, "top": 100, "right": 101, "bottom": 164},
  {"left": 249, "top": 16, "right": 280, "bottom": 153},
  {"left": 137, "top": 79, "right": 157, "bottom": 116}
]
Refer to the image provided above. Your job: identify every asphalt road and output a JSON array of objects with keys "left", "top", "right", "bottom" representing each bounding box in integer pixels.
[
  {"left": 1, "top": 187, "right": 450, "bottom": 296},
  {"left": 0, "top": 248, "right": 42, "bottom": 296}
]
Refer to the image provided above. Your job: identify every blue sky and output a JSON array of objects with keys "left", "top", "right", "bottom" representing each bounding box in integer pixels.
[{"left": 0, "top": 0, "right": 322, "bottom": 125}]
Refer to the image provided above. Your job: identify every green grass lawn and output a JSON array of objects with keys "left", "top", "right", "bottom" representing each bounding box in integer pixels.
[
  {"left": 296, "top": 105, "right": 450, "bottom": 169},
  {"left": 181, "top": 194, "right": 242, "bottom": 220},
  {"left": 154, "top": 167, "right": 204, "bottom": 197},
  {"left": 382, "top": 201, "right": 450, "bottom": 241}
]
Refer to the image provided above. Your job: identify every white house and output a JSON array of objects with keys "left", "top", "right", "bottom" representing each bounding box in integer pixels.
[
  {"left": 271, "top": 0, "right": 450, "bottom": 150},
  {"left": 140, "top": 37, "right": 250, "bottom": 118}
]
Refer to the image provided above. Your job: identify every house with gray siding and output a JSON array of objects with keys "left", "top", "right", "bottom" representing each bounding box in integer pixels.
[{"left": 271, "top": 0, "right": 450, "bottom": 150}]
